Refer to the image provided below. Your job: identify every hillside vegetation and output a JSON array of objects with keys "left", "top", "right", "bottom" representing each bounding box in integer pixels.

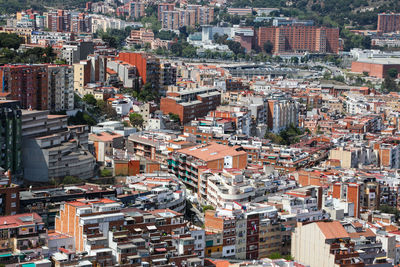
[{"left": 232, "top": 0, "right": 400, "bottom": 29}]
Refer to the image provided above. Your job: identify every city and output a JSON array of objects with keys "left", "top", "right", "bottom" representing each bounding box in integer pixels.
[{"left": 0, "top": 0, "right": 399, "bottom": 266}]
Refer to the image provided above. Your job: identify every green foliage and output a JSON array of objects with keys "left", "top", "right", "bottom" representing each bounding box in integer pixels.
[
  {"left": 169, "top": 113, "right": 180, "bottom": 123},
  {"left": 141, "top": 15, "right": 161, "bottom": 32},
  {"left": 96, "top": 100, "right": 118, "bottom": 120},
  {"left": 0, "top": 0, "right": 92, "bottom": 13},
  {"left": 380, "top": 205, "right": 400, "bottom": 221},
  {"left": 213, "top": 33, "right": 245, "bottom": 55},
  {"left": 82, "top": 94, "right": 97, "bottom": 106},
  {"left": 0, "top": 33, "right": 22, "bottom": 49},
  {"left": 68, "top": 111, "right": 97, "bottom": 126},
  {"left": 382, "top": 76, "right": 399, "bottom": 92},
  {"left": 156, "top": 30, "right": 177, "bottom": 41},
  {"left": 100, "top": 169, "right": 113, "bottom": 177},
  {"left": 268, "top": 252, "right": 283, "bottom": 260},
  {"left": 202, "top": 205, "right": 215, "bottom": 213},
  {"left": 98, "top": 27, "right": 133, "bottom": 49},
  {"left": 0, "top": 45, "right": 57, "bottom": 64},
  {"left": 265, "top": 124, "right": 304, "bottom": 145},
  {"left": 263, "top": 41, "right": 273, "bottom": 54},
  {"left": 388, "top": 68, "right": 398, "bottom": 79},
  {"left": 129, "top": 113, "right": 144, "bottom": 129},
  {"left": 62, "top": 176, "right": 82, "bottom": 185}
]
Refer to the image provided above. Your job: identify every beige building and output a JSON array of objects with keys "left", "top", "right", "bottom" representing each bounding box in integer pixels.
[
  {"left": 292, "top": 221, "right": 359, "bottom": 267},
  {"left": 73, "top": 60, "right": 91, "bottom": 96}
]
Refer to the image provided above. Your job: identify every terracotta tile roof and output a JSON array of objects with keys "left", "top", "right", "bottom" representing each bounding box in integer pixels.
[
  {"left": 316, "top": 221, "right": 350, "bottom": 239},
  {"left": 89, "top": 131, "right": 123, "bottom": 142},
  {"left": 177, "top": 142, "right": 246, "bottom": 162},
  {"left": 0, "top": 213, "right": 43, "bottom": 229}
]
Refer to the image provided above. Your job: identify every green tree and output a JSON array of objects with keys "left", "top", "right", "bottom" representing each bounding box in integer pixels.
[
  {"left": 387, "top": 68, "right": 398, "bottom": 79},
  {"left": 82, "top": 94, "right": 97, "bottom": 106},
  {"left": 202, "top": 205, "right": 215, "bottom": 212},
  {"left": 96, "top": 100, "right": 117, "bottom": 119},
  {"left": 100, "top": 169, "right": 112, "bottom": 177},
  {"left": 129, "top": 113, "right": 144, "bottom": 129},
  {"left": 62, "top": 176, "right": 82, "bottom": 184},
  {"left": 263, "top": 41, "right": 273, "bottom": 54},
  {"left": 169, "top": 113, "right": 180, "bottom": 123}
]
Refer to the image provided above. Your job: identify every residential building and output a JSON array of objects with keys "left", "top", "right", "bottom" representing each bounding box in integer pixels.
[
  {"left": 0, "top": 213, "right": 48, "bottom": 262},
  {"left": 377, "top": 13, "right": 400, "bottom": 33},
  {"left": 0, "top": 101, "right": 22, "bottom": 174},
  {"left": 47, "top": 65, "right": 74, "bottom": 111},
  {"left": 292, "top": 221, "right": 392, "bottom": 267},
  {"left": 0, "top": 65, "right": 48, "bottom": 110},
  {"left": 21, "top": 110, "right": 95, "bottom": 182},
  {"left": 89, "top": 131, "right": 124, "bottom": 163},
  {"left": 117, "top": 52, "right": 161, "bottom": 90},
  {"left": 257, "top": 26, "right": 340, "bottom": 54},
  {"left": 267, "top": 99, "right": 299, "bottom": 133},
  {"left": 160, "top": 87, "right": 221, "bottom": 125},
  {"left": 168, "top": 142, "right": 247, "bottom": 191}
]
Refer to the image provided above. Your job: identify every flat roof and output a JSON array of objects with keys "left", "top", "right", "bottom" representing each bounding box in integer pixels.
[{"left": 356, "top": 58, "right": 400, "bottom": 65}]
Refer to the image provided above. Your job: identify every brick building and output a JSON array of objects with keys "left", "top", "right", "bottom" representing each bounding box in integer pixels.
[
  {"left": 377, "top": 13, "right": 400, "bottom": 33},
  {"left": 168, "top": 142, "right": 247, "bottom": 191},
  {"left": 351, "top": 58, "right": 400, "bottom": 78},
  {"left": 0, "top": 65, "right": 48, "bottom": 110},
  {"left": 160, "top": 87, "right": 221, "bottom": 125},
  {"left": 117, "top": 52, "right": 161, "bottom": 90},
  {"left": 257, "top": 26, "right": 340, "bottom": 54}
]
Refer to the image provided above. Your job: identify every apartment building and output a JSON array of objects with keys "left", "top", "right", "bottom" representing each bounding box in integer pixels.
[
  {"left": 117, "top": 52, "right": 161, "bottom": 90},
  {"left": 48, "top": 65, "right": 74, "bottom": 111},
  {"left": 0, "top": 169, "right": 19, "bottom": 216},
  {"left": 0, "top": 65, "right": 48, "bottom": 110},
  {"left": 160, "top": 87, "right": 221, "bottom": 125},
  {"left": 89, "top": 131, "right": 124, "bottom": 163},
  {"left": 0, "top": 101, "right": 22, "bottom": 175},
  {"left": 21, "top": 110, "right": 95, "bottom": 182},
  {"left": 187, "top": 5, "right": 214, "bottom": 25},
  {"left": 158, "top": 3, "right": 175, "bottom": 18},
  {"left": 292, "top": 221, "right": 392, "bottom": 267},
  {"left": 168, "top": 142, "right": 247, "bottom": 191},
  {"left": 107, "top": 60, "right": 141, "bottom": 89},
  {"left": 73, "top": 60, "right": 92, "bottom": 96},
  {"left": 267, "top": 99, "right": 299, "bottom": 133},
  {"left": 0, "top": 213, "right": 48, "bottom": 262},
  {"left": 199, "top": 169, "right": 269, "bottom": 208},
  {"left": 128, "top": 1, "right": 145, "bottom": 19},
  {"left": 55, "top": 198, "right": 124, "bottom": 265},
  {"left": 377, "top": 13, "right": 400, "bottom": 33},
  {"left": 257, "top": 26, "right": 340, "bottom": 54}
]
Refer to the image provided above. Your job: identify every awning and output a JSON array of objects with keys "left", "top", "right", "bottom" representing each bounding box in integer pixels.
[
  {"left": 146, "top": 225, "right": 157, "bottom": 230},
  {"left": 0, "top": 253, "right": 12, "bottom": 258},
  {"left": 155, "top": 248, "right": 167, "bottom": 252}
]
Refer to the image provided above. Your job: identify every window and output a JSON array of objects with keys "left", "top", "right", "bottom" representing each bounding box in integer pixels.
[
  {"left": 11, "top": 193, "right": 16, "bottom": 199},
  {"left": 11, "top": 202, "right": 16, "bottom": 208}
]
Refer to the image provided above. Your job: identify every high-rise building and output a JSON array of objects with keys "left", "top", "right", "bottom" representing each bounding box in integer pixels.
[
  {"left": 48, "top": 65, "right": 74, "bottom": 111},
  {"left": 21, "top": 110, "right": 95, "bottom": 182},
  {"left": 158, "top": 3, "right": 175, "bottom": 18},
  {"left": 0, "top": 101, "right": 22, "bottom": 174},
  {"left": 377, "top": 13, "right": 400, "bottom": 33},
  {"left": 128, "top": 1, "right": 145, "bottom": 19},
  {"left": 117, "top": 52, "right": 161, "bottom": 90},
  {"left": 0, "top": 65, "right": 49, "bottom": 110},
  {"left": 161, "top": 10, "right": 180, "bottom": 30},
  {"left": 187, "top": 5, "right": 214, "bottom": 25},
  {"left": 267, "top": 99, "right": 299, "bottom": 133},
  {"left": 257, "top": 26, "right": 340, "bottom": 54}
]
